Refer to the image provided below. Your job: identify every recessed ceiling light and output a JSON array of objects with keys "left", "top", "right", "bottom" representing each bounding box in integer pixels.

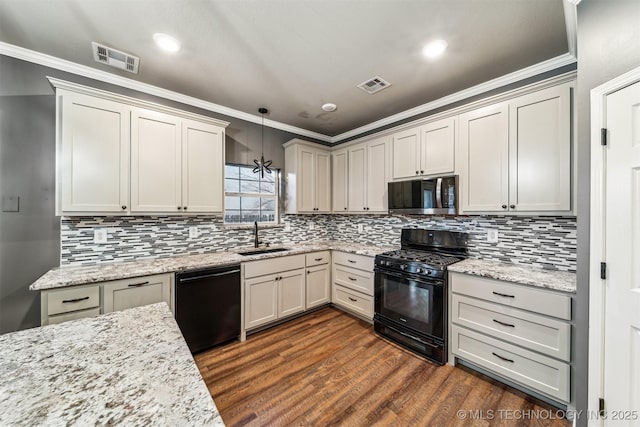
[
  {"left": 321, "top": 103, "right": 337, "bottom": 112},
  {"left": 422, "top": 39, "right": 448, "bottom": 59},
  {"left": 153, "top": 33, "right": 181, "bottom": 53}
]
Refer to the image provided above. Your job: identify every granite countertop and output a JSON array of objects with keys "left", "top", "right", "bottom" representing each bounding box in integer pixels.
[
  {"left": 31, "top": 241, "right": 397, "bottom": 291},
  {"left": 0, "top": 303, "right": 224, "bottom": 426},
  {"left": 448, "top": 258, "right": 576, "bottom": 293}
]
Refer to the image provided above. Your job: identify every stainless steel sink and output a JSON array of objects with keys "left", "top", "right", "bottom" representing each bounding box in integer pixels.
[{"left": 238, "top": 247, "right": 290, "bottom": 256}]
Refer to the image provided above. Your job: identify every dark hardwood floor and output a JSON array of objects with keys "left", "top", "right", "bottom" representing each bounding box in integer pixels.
[{"left": 195, "top": 307, "right": 570, "bottom": 427}]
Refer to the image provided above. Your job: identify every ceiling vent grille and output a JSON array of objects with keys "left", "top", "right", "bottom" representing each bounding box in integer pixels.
[
  {"left": 357, "top": 76, "right": 391, "bottom": 94},
  {"left": 91, "top": 42, "right": 140, "bottom": 74}
]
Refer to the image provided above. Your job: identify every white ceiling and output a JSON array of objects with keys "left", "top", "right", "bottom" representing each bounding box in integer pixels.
[{"left": 0, "top": 0, "right": 569, "bottom": 139}]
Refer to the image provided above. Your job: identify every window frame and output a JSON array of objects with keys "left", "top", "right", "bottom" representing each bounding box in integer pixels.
[{"left": 223, "top": 163, "right": 280, "bottom": 225}]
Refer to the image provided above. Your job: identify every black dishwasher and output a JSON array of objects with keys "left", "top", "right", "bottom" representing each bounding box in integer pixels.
[{"left": 175, "top": 264, "right": 241, "bottom": 353}]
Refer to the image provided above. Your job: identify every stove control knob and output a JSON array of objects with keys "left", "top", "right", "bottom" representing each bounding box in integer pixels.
[
  {"left": 425, "top": 270, "right": 431, "bottom": 276},
  {"left": 400, "top": 264, "right": 407, "bottom": 271},
  {"left": 416, "top": 268, "right": 423, "bottom": 274}
]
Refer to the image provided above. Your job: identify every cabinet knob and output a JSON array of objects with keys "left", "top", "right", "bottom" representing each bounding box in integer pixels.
[
  {"left": 501, "top": 205, "right": 507, "bottom": 209},
  {"left": 307, "top": 270, "right": 311, "bottom": 274},
  {"left": 420, "top": 170, "right": 424, "bottom": 174},
  {"left": 121, "top": 205, "right": 126, "bottom": 210},
  {"left": 183, "top": 206, "right": 188, "bottom": 210},
  {"left": 415, "top": 171, "right": 419, "bottom": 175},
  {"left": 177, "top": 206, "right": 182, "bottom": 210},
  {"left": 344, "top": 207, "right": 347, "bottom": 210},
  {"left": 510, "top": 204, "right": 516, "bottom": 209}
]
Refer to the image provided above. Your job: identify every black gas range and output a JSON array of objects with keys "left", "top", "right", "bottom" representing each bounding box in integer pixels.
[{"left": 374, "top": 228, "right": 468, "bottom": 364}]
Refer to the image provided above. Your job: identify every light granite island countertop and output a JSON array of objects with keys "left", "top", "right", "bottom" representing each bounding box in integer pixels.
[
  {"left": 448, "top": 258, "right": 576, "bottom": 293},
  {"left": 0, "top": 303, "right": 224, "bottom": 426},
  {"left": 30, "top": 240, "right": 397, "bottom": 291}
]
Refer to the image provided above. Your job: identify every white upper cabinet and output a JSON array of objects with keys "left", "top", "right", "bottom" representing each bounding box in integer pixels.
[
  {"left": 59, "top": 91, "right": 130, "bottom": 214},
  {"left": 459, "top": 83, "right": 572, "bottom": 214},
  {"left": 508, "top": 85, "right": 571, "bottom": 212},
  {"left": 181, "top": 119, "right": 224, "bottom": 213},
  {"left": 392, "top": 117, "right": 456, "bottom": 180},
  {"left": 284, "top": 140, "right": 331, "bottom": 214},
  {"left": 131, "top": 108, "right": 182, "bottom": 213},
  {"left": 54, "top": 80, "right": 228, "bottom": 216},
  {"left": 332, "top": 149, "right": 348, "bottom": 213},
  {"left": 347, "top": 137, "right": 389, "bottom": 213}
]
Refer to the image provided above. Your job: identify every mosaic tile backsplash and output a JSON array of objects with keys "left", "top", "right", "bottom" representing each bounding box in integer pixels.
[{"left": 61, "top": 214, "right": 576, "bottom": 272}]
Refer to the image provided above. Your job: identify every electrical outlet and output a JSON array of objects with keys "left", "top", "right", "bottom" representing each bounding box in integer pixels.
[
  {"left": 189, "top": 226, "right": 199, "bottom": 239},
  {"left": 309, "top": 222, "right": 316, "bottom": 230},
  {"left": 365, "top": 226, "right": 373, "bottom": 232},
  {"left": 284, "top": 222, "right": 291, "bottom": 232},
  {"left": 486, "top": 229, "right": 499, "bottom": 243},
  {"left": 94, "top": 228, "right": 108, "bottom": 244},
  {"left": 357, "top": 224, "right": 364, "bottom": 233}
]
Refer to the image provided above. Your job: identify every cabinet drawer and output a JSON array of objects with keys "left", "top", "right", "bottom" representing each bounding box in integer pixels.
[
  {"left": 450, "top": 273, "right": 571, "bottom": 320},
  {"left": 333, "top": 266, "right": 373, "bottom": 295},
  {"left": 333, "top": 251, "right": 374, "bottom": 272},
  {"left": 452, "top": 294, "right": 570, "bottom": 361},
  {"left": 48, "top": 307, "right": 101, "bottom": 325},
  {"left": 244, "top": 254, "right": 305, "bottom": 279},
  {"left": 306, "top": 251, "right": 330, "bottom": 267},
  {"left": 103, "top": 274, "right": 171, "bottom": 314},
  {"left": 47, "top": 285, "right": 100, "bottom": 316},
  {"left": 452, "top": 325, "right": 569, "bottom": 402},
  {"left": 333, "top": 285, "right": 373, "bottom": 319}
]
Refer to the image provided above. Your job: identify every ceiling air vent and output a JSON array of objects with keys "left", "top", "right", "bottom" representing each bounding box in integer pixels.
[
  {"left": 357, "top": 76, "right": 391, "bottom": 94},
  {"left": 91, "top": 42, "right": 140, "bottom": 74}
]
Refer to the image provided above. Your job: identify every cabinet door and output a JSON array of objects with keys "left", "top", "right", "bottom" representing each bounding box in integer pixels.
[
  {"left": 459, "top": 103, "right": 509, "bottom": 213},
  {"left": 315, "top": 150, "right": 332, "bottom": 212},
  {"left": 421, "top": 117, "right": 455, "bottom": 176},
  {"left": 182, "top": 119, "right": 224, "bottom": 213},
  {"left": 278, "top": 269, "right": 305, "bottom": 318},
  {"left": 131, "top": 108, "right": 182, "bottom": 212},
  {"left": 509, "top": 84, "right": 571, "bottom": 212},
  {"left": 60, "top": 92, "right": 130, "bottom": 213},
  {"left": 103, "top": 274, "right": 171, "bottom": 314},
  {"left": 347, "top": 143, "right": 367, "bottom": 212},
  {"left": 306, "top": 265, "right": 330, "bottom": 309},
  {"left": 245, "top": 275, "right": 278, "bottom": 329},
  {"left": 392, "top": 127, "right": 421, "bottom": 179},
  {"left": 298, "top": 147, "right": 316, "bottom": 212},
  {"left": 332, "top": 150, "right": 348, "bottom": 212},
  {"left": 366, "top": 137, "right": 388, "bottom": 212}
]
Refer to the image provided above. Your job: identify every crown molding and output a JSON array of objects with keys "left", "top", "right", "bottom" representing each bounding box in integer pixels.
[
  {"left": 330, "top": 52, "right": 577, "bottom": 142},
  {"left": 0, "top": 41, "right": 332, "bottom": 142},
  {"left": 563, "top": 0, "right": 578, "bottom": 57}
]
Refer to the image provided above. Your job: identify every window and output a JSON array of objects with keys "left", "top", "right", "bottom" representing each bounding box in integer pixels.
[{"left": 224, "top": 164, "right": 278, "bottom": 224}]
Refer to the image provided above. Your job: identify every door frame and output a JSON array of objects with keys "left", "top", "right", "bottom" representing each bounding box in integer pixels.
[{"left": 589, "top": 64, "right": 640, "bottom": 419}]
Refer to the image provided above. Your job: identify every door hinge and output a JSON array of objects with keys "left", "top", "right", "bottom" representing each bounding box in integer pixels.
[
  {"left": 601, "top": 128, "right": 608, "bottom": 146},
  {"left": 600, "top": 262, "right": 607, "bottom": 280},
  {"left": 599, "top": 397, "right": 605, "bottom": 417}
]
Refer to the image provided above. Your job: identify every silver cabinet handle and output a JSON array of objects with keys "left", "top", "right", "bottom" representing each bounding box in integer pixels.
[{"left": 62, "top": 296, "right": 89, "bottom": 303}]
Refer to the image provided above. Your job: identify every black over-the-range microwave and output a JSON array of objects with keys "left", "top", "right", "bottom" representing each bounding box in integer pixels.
[{"left": 387, "top": 176, "right": 458, "bottom": 215}]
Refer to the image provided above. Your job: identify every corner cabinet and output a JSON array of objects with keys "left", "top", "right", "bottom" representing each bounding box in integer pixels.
[
  {"left": 283, "top": 139, "right": 331, "bottom": 214},
  {"left": 52, "top": 79, "right": 228, "bottom": 216},
  {"left": 459, "top": 83, "right": 572, "bottom": 215},
  {"left": 347, "top": 137, "right": 389, "bottom": 213},
  {"left": 391, "top": 117, "right": 456, "bottom": 181}
]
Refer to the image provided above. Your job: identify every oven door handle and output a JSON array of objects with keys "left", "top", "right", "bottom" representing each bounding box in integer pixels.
[
  {"left": 435, "top": 177, "right": 443, "bottom": 208},
  {"left": 374, "top": 268, "right": 444, "bottom": 286}
]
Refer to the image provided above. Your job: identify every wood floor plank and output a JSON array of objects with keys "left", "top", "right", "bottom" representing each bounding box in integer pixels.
[{"left": 194, "top": 307, "right": 570, "bottom": 427}]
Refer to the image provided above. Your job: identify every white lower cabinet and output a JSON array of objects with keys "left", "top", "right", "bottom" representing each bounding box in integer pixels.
[
  {"left": 245, "top": 273, "right": 280, "bottom": 329},
  {"left": 306, "top": 264, "right": 331, "bottom": 309},
  {"left": 102, "top": 274, "right": 172, "bottom": 314},
  {"left": 40, "top": 273, "right": 173, "bottom": 326},
  {"left": 331, "top": 251, "right": 375, "bottom": 321},
  {"left": 449, "top": 272, "right": 572, "bottom": 404}
]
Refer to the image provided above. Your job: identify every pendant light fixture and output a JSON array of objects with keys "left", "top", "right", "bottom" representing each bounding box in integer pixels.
[{"left": 253, "top": 107, "right": 273, "bottom": 178}]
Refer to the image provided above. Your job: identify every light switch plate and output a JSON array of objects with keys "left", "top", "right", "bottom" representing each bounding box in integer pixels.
[
  {"left": 284, "top": 222, "right": 291, "bottom": 232},
  {"left": 189, "top": 226, "right": 199, "bottom": 238},
  {"left": 94, "top": 228, "right": 108, "bottom": 244},
  {"left": 357, "top": 224, "right": 364, "bottom": 233},
  {"left": 309, "top": 222, "right": 316, "bottom": 231},
  {"left": 486, "top": 229, "right": 499, "bottom": 243}
]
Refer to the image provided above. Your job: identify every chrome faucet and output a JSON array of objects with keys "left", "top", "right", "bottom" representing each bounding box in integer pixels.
[{"left": 253, "top": 221, "right": 259, "bottom": 248}]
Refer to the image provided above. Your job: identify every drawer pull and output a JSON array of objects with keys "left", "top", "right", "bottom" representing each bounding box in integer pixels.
[
  {"left": 492, "top": 352, "right": 514, "bottom": 363},
  {"left": 128, "top": 281, "right": 149, "bottom": 288},
  {"left": 348, "top": 297, "right": 358, "bottom": 302},
  {"left": 347, "top": 259, "right": 356, "bottom": 264},
  {"left": 493, "top": 319, "right": 515, "bottom": 328},
  {"left": 314, "top": 257, "right": 323, "bottom": 262},
  {"left": 492, "top": 291, "right": 515, "bottom": 298},
  {"left": 62, "top": 296, "right": 90, "bottom": 304},
  {"left": 348, "top": 277, "right": 357, "bottom": 281}
]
